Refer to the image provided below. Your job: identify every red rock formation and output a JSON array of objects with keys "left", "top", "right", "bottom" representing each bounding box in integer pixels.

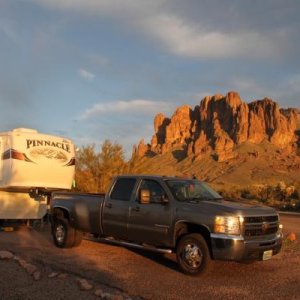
[
  {"left": 248, "top": 103, "right": 266, "bottom": 144},
  {"left": 132, "top": 139, "right": 149, "bottom": 157},
  {"left": 236, "top": 102, "right": 249, "bottom": 144},
  {"left": 150, "top": 113, "right": 170, "bottom": 153},
  {"left": 248, "top": 99, "right": 297, "bottom": 147},
  {"left": 165, "top": 105, "right": 192, "bottom": 144},
  {"left": 133, "top": 91, "right": 298, "bottom": 162},
  {"left": 188, "top": 130, "right": 209, "bottom": 158}
]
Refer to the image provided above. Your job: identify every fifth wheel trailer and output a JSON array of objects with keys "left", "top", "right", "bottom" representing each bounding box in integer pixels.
[{"left": 0, "top": 128, "right": 75, "bottom": 220}]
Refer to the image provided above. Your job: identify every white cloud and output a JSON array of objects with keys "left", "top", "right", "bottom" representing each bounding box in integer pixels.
[
  {"left": 81, "top": 99, "right": 170, "bottom": 120},
  {"left": 78, "top": 68, "right": 95, "bottom": 81},
  {"left": 26, "top": 0, "right": 292, "bottom": 60},
  {"left": 142, "top": 14, "right": 282, "bottom": 59}
]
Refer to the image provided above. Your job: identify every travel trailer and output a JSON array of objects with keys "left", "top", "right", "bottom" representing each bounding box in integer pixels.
[{"left": 0, "top": 128, "right": 75, "bottom": 219}]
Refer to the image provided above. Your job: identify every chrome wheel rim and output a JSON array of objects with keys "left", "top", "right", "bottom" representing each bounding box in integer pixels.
[
  {"left": 55, "top": 224, "right": 65, "bottom": 244},
  {"left": 182, "top": 243, "right": 203, "bottom": 268}
]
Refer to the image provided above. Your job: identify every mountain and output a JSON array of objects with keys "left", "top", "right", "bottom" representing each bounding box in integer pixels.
[{"left": 132, "top": 91, "right": 300, "bottom": 189}]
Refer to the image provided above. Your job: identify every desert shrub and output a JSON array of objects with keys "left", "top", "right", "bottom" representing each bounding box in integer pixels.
[
  {"left": 218, "top": 188, "right": 241, "bottom": 200},
  {"left": 256, "top": 185, "right": 274, "bottom": 203},
  {"left": 75, "top": 140, "right": 127, "bottom": 193},
  {"left": 291, "top": 184, "right": 300, "bottom": 200},
  {"left": 240, "top": 187, "right": 255, "bottom": 200},
  {"left": 272, "top": 182, "right": 298, "bottom": 204},
  {"left": 291, "top": 189, "right": 299, "bottom": 200}
]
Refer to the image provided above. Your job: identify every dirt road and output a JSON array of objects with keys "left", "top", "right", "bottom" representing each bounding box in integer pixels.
[{"left": 0, "top": 215, "right": 299, "bottom": 300}]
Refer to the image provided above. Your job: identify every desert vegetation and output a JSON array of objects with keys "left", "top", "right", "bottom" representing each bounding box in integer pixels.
[
  {"left": 74, "top": 140, "right": 128, "bottom": 193},
  {"left": 217, "top": 182, "right": 300, "bottom": 211}
]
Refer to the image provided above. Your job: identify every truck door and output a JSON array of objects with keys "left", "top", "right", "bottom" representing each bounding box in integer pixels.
[
  {"left": 102, "top": 177, "right": 137, "bottom": 240},
  {"left": 128, "top": 179, "right": 173, "bottom": 247}
]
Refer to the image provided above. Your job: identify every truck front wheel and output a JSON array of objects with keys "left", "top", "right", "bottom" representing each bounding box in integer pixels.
[
  {"left": 52, "top": 218, "right": 82, "bottom": 248},
  {"left": 176, "top": 233, "right": 212, "bottom": 276}
]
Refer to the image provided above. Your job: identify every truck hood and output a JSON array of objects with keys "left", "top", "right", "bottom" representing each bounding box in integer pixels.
[{"left": 180, "top": 198, "right": 277, "bottom": 216}]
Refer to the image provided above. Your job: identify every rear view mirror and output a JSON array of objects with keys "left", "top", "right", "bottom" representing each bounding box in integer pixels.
[{"left": 140, "top": 189, "right": 150, "bottom": 204}]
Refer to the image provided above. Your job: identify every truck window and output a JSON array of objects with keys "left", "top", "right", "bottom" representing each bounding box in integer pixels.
[
  {"left": 110, "top": 178, "right": 136, "bottom": 201},
  {"left": 139, "top": 179, "right": 166, "bottom": 203},
  {"left": 166, "top": 179, "right": 222, "bottom": 201}
]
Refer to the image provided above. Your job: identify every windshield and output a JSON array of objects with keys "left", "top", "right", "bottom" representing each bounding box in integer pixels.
[{"left": 166, "top": 179, "right": 222, "bottom": 202}]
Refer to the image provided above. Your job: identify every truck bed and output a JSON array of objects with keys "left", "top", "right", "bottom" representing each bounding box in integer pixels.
[{"left": 51, "top": 192, "right": 105, "bottom": 234}]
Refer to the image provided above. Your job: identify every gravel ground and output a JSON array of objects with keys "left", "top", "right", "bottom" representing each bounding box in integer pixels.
[
  {"left": 0, "top": 259, "right": 103, "bottom": 300},
  {"left": 0, "top": 215, "right": 299, "bottom": 300}
]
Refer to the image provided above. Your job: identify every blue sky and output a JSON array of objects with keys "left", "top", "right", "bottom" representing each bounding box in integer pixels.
[{"left": 1, "top": 0, "right": 299, "bottom": 158}]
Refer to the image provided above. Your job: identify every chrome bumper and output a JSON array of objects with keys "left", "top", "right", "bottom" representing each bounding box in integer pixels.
[{"left": 210, "top": 232, "right": 283, "bottom": 261}]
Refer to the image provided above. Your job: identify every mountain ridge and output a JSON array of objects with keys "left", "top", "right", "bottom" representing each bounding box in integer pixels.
[{"left": 131, "top": 91, "right": 300, "bottom": 188}]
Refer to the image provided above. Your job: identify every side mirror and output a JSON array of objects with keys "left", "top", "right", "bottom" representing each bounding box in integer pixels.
[
  {"left": 160, "top": 195, "right": 169, "bottom": 205},
  {"left": 140, "top": 189, "right": 150, "bottom": 204}
]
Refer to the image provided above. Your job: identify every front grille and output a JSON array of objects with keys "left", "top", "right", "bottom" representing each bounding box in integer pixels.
[
  {"left": 243, "top": 215, "right": 279, "bottom": 237},
  {"left": 244, "top": 216, "right": 278, "bottom": 223}
]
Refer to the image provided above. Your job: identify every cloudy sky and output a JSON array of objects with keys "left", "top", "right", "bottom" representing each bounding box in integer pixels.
[{"left": 1, "top": 0, "right": 299, "bottom": 157}]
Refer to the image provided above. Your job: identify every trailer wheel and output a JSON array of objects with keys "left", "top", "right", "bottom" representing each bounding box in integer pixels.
[
  {"left": 52, "top": 218, "right": 82, "bottom": 248},
  {"left": 176, "top": 233, "right": 212, "bottom": 276}
]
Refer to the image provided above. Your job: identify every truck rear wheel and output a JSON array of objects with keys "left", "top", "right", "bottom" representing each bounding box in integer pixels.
[
  {"left": 52, "top": 218, "right": 82, "bottom": 248},
  {"left": 176, "top": 233, "right": 211, "bottom": 276}
]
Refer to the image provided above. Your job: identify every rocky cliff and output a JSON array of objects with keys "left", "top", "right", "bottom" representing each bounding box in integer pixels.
[{"left": 133, "top": 91, "right": 298, "bottom": 162}]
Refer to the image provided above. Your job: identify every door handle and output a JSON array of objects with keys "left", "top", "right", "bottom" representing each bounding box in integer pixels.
[
  {"left": 131, "top": 206, "right": 140, "bottom": 212},
  {"left": 105, "top": 203, "right": 112, "bottom": 209}
]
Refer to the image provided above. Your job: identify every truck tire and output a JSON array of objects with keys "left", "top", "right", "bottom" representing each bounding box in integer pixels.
[
  {"left": 176, "top": 233, "right": 212, "bottom": 276},
  {"left": 52, "top": 218, "right": 82, "bottom": 248}
]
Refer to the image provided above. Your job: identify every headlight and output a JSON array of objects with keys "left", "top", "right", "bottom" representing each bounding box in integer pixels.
[{"left": 214, "top": 216, "right": 243, "bottom": 235}]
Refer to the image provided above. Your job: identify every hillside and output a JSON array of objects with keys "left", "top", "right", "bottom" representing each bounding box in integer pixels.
[{"left": 132, "top": 91, "right": 300, "bottom": 191}]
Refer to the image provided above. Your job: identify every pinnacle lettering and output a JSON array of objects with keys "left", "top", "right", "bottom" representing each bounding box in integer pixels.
[
  {"left": 26, "top": 139, "right": 71, "bottom": 153},
  {"left": 27, "top": 140, "right": 33, "bottom": 148}
]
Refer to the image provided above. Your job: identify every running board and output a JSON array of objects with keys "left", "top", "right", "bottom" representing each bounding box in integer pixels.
[{"left": 86, "top": 236, "right": 173, "bottom": 254}]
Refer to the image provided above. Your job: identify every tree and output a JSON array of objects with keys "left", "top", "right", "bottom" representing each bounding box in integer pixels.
[
  {"left": 75, "top": 140, "right": 127, "bottom": 193},
  {"left": 75, "top": 145, "right": 100, "bottom": 193},
  {"left": 257, "top": 185, "right": 274, "bottom": 203},
  {"left": 98, "top": 140, "right": 127, "bottom": 192}
]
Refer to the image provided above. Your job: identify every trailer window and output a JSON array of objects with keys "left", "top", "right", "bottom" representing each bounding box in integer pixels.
[{"left": 110, "top": 178, "right": 136, "bottom": 201}]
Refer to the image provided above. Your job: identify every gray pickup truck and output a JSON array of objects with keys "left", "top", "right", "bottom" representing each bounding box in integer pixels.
[{"left": 50, "top": 175, "right": 282, "bottom": 276}]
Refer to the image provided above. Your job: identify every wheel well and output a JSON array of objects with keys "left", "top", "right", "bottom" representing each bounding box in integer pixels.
[
  {"left": 53, "top": 207, "right": 69, "bottom": 220},
  {"left": 175, "top": 222, "right": 213, "bottom": 259}
]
